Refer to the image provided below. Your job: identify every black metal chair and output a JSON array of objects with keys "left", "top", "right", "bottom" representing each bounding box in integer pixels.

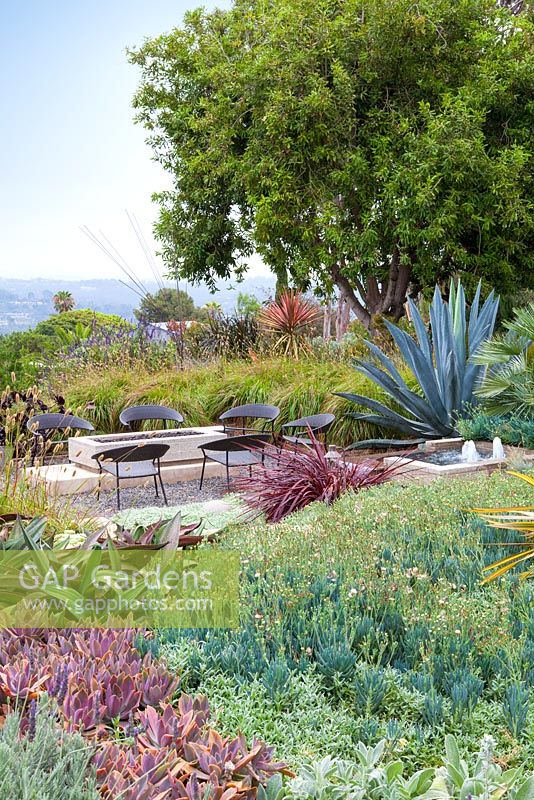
[
  {"left": 119, "top": 405, "right": 184, "bottom": 430},
  {"left": 26, "top": 413, "right": 94, "bottom": 466},
  {"left": 218, "top": 404, "right": 280, "bottom": 436},
  {"left": 92, "top": 443, "right": 170, "bottom": 510},
  {"left": 199, "top": 434, "right": 271, "bottom": 489},
  {"left": 280, "top": 413, "right": 336, "bottom": 448}
]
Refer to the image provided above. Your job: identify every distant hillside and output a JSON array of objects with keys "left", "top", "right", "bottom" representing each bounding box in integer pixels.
[{"left": 0, "top": 276, "right": 276, "bottom": 332}]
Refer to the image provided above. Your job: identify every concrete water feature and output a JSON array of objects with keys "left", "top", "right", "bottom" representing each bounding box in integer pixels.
[
  {"left": 385, "top": 437, "right": 532, "bottom": 482},
  {"left": 27, "top": 426, "right": 228, "bottom": 496}
]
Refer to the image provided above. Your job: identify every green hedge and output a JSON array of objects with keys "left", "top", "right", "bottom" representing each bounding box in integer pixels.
[
  {"left": 62, "top": 358, "right": 405, "bottom": 446},
  {"left": 33, "top": 309, "right": 130, "bottom": 338}
]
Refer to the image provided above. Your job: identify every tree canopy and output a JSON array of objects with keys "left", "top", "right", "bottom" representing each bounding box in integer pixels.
[
  {"left": 130, "top": 0, "right": 534, "bottom": 328},
  {"left": 134, "top": 287, "right": 198, "bottom": 322},
  {"left": 236, "top": 292, "right": 262, "bottom": 316}
]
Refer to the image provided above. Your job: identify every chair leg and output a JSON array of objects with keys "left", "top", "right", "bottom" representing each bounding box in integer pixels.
[
  {"left": 153, "top": 475, "right": 159, "bottom": 497},
  {"left": 96, "top": 467, "right": 102, "bottom": 501},
  {"left": 158, "top": 473, "right": 168, "bottom": 506},
  {"left": 116, "top": 476, "right": 121, "bottom": 511},
  {"left": 225, "top": 457, "right": 230, "bottom": 489},
  {"left": 199, "top": 455, "right": 206, "bottom": 490}
]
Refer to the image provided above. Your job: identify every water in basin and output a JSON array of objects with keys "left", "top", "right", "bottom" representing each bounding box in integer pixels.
[
  {"left": 418, "top": 449, "right": 492, "bottom": 465},
  {"left": 417, "top": 437, "right": 506, "bottom": 466}
]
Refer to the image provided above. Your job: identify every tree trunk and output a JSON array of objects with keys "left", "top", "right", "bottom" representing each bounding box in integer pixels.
[
  {"left": 331, "top": 249, "right": 412, "bottom": 333},
  {"left": 322, "top": 300, "right": 333, "bottom": 340},
  {"left": 335, "top": 291, "right": 350, "bottom": 341}
]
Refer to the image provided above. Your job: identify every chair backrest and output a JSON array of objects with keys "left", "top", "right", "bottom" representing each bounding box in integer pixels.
[
  {"left": 92, "top": 443, "right": 170, "bottom": 464},
  {"left": 119, "top": 405, "right": 184, "bottom": 428},
  {"left": 219, "top": 404, "right": 280, "bottom": 424},
  {"left": 282, "top": 413, "right": 336, "bottom": 431},
  {"left": 200, "top": 433, "right": 271, "bottom": 453},
  {"left": 26, "top": 413, "right": 94, "bottom": 434}
]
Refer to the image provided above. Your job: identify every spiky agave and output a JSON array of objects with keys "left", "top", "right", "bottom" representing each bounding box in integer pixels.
[{"left": 337, "top": 281, "right": 499, "bottom": 440}]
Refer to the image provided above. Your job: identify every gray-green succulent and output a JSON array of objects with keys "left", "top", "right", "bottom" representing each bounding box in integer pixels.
[{"left": 338, "top": 282, "right": 499, "bottom": 440}]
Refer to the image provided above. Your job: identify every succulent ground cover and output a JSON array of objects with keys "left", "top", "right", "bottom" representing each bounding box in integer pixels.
[
  {"left": 148, "top": 472, "right": 534, "bottom": 773},
  {"left": 0, "top": 628, "right": 289, "bottom": 799},
  {"left": 0, "top": 472, "right": 533, "bottom": 796}
]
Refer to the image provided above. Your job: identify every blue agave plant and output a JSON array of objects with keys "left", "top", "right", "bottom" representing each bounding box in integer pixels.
[{"left": 338, "top": 281, "right": 499, "bottom": 440}]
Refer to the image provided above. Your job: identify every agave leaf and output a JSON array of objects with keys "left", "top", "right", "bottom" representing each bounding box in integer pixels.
[
  {"left": 467, "top": 280, "right": 482, "bottom": 344},
  {"left": 346, "top": 438, "right": 425, "bottom": 450},
  {"left": 347, "top": 411, "right": 439, "bottom": 436},
  {"left": 407, "top": 298, "right": 432, "bottom": 364},
  {"left": 363, "top": 340, "right": 408, "bottom": 386},
  {"left": 354, "top": 361, "right": 452, "bottom": 430},
  {"left": 339, "top": 392, "right": 444, "bottom": 435},
  {"left": 428, "top": 287, "right": 449, "bottom": 399},
  {"left": 451, "top": 282, "right": 467, "bottom": 373},
  {"left": 442, "top": 351, "right": 460, "bottom": 416},
  {"left": 383, "top": 322, "right": 451, "bottom": 423}
]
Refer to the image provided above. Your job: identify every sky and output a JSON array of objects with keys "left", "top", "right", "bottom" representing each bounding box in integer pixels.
[{"left": 1, "top": 0, "right": 266, "bottom": 283}]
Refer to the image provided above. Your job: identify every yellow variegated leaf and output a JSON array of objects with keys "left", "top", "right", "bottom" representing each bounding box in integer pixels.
[{"left": 507, "top": 470, "right": 534, "bottom": 487}]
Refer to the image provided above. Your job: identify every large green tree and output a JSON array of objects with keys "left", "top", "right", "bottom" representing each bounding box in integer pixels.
[
  {"left": 130, "top": 0, "right": 534, "bottom": 328},
  {"left": 134, "top": 287, "right": 198, "bottom": 322}
]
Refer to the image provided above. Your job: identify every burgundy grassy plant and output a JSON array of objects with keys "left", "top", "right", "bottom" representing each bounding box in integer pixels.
[{"left": 233, "top": 431, "right": 405, "bottom": 522}]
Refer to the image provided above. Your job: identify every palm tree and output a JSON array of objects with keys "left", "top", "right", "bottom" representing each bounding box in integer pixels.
[
  {"left": 52, "top": 290, "right": 75, "bottom": 314},
  {"left": 474, "top": 303, "right": 534, "bottom": 418}
]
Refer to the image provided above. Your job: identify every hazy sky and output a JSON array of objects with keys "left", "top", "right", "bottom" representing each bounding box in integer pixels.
[{"left": 1, "top": 0, "right": 264, "bottom": 283}]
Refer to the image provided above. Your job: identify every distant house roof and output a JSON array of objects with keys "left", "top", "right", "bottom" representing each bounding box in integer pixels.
[{"left": 144, "top": 321, "right": 195, "bottom": 341}]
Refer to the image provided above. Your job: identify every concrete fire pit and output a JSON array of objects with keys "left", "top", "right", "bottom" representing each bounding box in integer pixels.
[
  {"left": 68, "top": 426, "right": 226, "bottom": 470},
  {"left": 28, "top": 426, "right": 228, "bottom": 495}
]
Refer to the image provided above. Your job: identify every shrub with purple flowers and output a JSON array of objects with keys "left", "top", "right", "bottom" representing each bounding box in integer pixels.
[{"left": 55, "top": 322, "right": 183, "bottom": 375}]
